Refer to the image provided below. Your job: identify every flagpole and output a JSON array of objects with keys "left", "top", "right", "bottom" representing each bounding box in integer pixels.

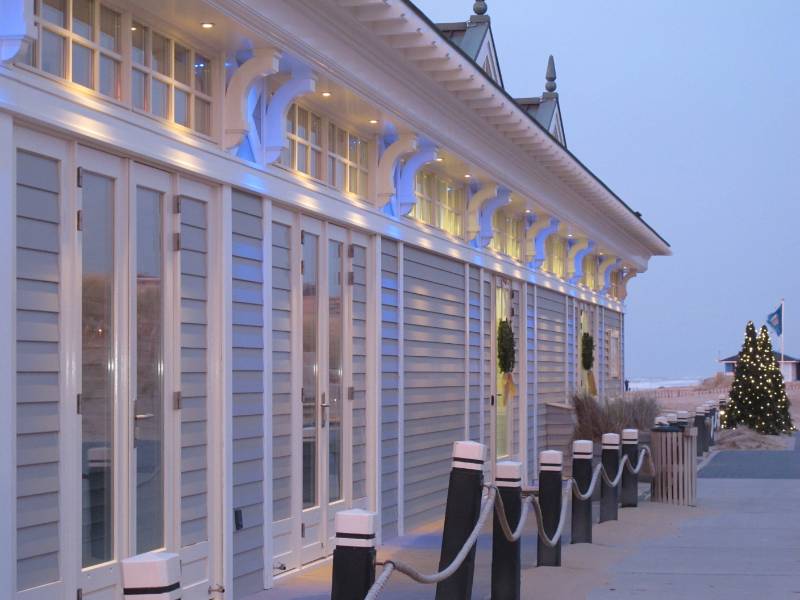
[{"left": 781, "top": 297, "right": 785, "bottom": 363}]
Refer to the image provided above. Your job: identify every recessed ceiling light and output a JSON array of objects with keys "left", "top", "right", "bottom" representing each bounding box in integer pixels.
[
  {"left": 368, "top": 119, "right": 379, "bottom": 124},
  {"left": 201, "top": 22, "right": 214, "bottom": 29},
  {"left": 321, "top": 91, "right": 332, "bottom": 97},
  {"left": 130, "top": 26, "right": 137, "bottom": 31},
  {"left": 464, "top": 174, "right": 471, "bottom": 179},
  {"left": 567, "top": 233, "right": 574, "bottom": 238},
  {"left": 525, "top": 208, "right": 531, "bottom": 213},
  {"left": 435, "top": 157, "right": 443, "bottom": 162}
]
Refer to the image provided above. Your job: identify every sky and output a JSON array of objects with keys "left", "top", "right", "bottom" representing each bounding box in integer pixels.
[{"left": 413, "top": 0, "right": 800, "bottom": 381}]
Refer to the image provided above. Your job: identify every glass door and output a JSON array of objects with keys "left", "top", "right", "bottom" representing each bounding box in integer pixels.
[
  {"left": 492, "top": 276, "right": 512, "bottom": 466},
  {"left": 300, "top": 218, "right": 350, "bottom": 564}
]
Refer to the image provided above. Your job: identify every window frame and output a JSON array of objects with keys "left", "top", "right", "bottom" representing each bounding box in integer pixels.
[{"left": 410, "top": 170, "right": 466, "bottom": 238}]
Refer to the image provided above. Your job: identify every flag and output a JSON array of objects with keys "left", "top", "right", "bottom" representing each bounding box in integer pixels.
[{"left": 767, "top": 304, "right": 783, "bottom": 336}]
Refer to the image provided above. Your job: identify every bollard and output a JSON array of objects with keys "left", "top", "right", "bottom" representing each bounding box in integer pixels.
[
  {"left": 694, "top": 406, "right": 707, "bottom": 456},
  {"left": 709, "top": 403, "right": 718, "bottom": 446},
  {"left": 620, "top": 429, "right": 639, "bottom": 508},
  {"left": 570, "top": 440, "right": 593, "bottom": 544},
  {"left": 677, "top": 411, "right": 689, "bottom": 427},
  {"left": 435, "top": 441, "right": 487, "bottom": 600},
  {"left": 491, "top": 461, "right": 522, "bottom": 600},
  {"left": 331, "top": 509, "right": 376, "bottom": 600},
  {"left": 705, "top": 404, "right": 715, "bottom": 448},
  {"left": 599, "top": 433, "right": 620, "bottom": 523},
  {"left": 122, "top": 552, "right": 180, "bottom": 600},
  {"left": 666, "top": 412, "right": 678, "bottom": 427},
  {"left": 537, "top": 450, "right": 563, "bottom": 567}
]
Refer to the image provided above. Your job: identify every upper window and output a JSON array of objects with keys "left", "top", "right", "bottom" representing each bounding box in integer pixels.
[
  {"left": 489, "top": 211, "right": 523, "bottom": 261},
  {"left": 544, "top": 235, "right": 567, "bottom": 277},
  {"left": 609, "top": 269, "right": 622, "bottom": 299},
  {"left": 328, "top": 125, "right": 368, "bottom": 197},
  {"left": 17, "top": 0, "right": 213, "bottom": 136},
  {"left": 582, "top": 254, "right": 599, "bottom": 289},
  {"left": 410, "top": 171, "right": 465, "bottom": 237},
  {"left": 280, "top": 103, "right": 322, "bottom": 180}
]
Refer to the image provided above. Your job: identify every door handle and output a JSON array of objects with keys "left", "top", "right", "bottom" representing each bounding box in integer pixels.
[
  {"left": 135, "top": 413, "right": 155, "bottom": 420},
  {"left": 321, "top": 393, "right": 328, "bottom": 428},
  {"left": 490, "top": 395, "right": 495, "bottom": 406}
]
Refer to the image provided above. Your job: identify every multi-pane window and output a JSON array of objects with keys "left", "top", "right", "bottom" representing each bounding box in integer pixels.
[
  {"left": 609, "top": 269, "right": 622, "bottom": 298},
  {"left": 131, "top": 24, "right": 212, "bottom": 134},
  {"left": 544, "top": 235, "right": 567, "bottom": 277},
  {"left": 328, "top": 125, "right": 368, "bottom": 197},
  {"left": 21, "top": 0, "right": 123, "bottom": 99},
  {"left": 410, "top": 171, "right": 465, "bottom": 237},
  {"left": 489, "top": 211, "right": 524, "bottom": 260},
  {"left": 582, "top": 254, "right": 599, "bottom": 289},
  {"left": 280, "top": 104, "right": 322, "bottom": 179},
  {"left": 16, "top": 1, "right": 213, "bottom": 135}
]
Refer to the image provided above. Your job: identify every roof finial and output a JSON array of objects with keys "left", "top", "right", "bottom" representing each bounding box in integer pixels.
[
  {"left": 473, "top": 1, "right": 487, "bottom": 16},
  {"left": 545, "top": 55, "right": 557, "bottom": 93}
]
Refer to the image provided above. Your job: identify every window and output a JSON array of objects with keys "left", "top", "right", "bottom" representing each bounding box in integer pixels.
[
  {"left": 131, "top": 24, "right": 213, "bottom": 134},
  {"left": 489, "top": 211, "right": 523, "bottom": 260},
  {"left": 582, "top": 254, "right": 599, "bottom": 289},
  {"left": 544, "top": 235, "right": 567, "bottom": 277},
  {"left": 17, "top": 1, "right": 213, "bottom": 135},
  {"left": 609, "top": 269, "right": 622, "bottom": 298},
  {"left": 280, "top": 104, "right": 322, "bottom": 180},
  {"left": 409, "top": 170, "right": 465, "bottom": 237},
  {"left": 328, "top": 124, "right": 368, "bottom": 197}
]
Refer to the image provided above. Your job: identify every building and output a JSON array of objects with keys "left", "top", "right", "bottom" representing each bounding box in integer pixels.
[
  {"left": 720, "top": 352, "right": 800, "bottom": 381},
  {"left": 0, "top": 0, "right": 670, "bottom": 598}
]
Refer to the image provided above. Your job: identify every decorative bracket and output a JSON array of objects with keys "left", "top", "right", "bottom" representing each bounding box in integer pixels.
[
  {"left": 598, "top": 257, "right": 621, "bottom": 294},
  {"left": 263, "top": 64, "right": 316, "bottom": 163},
  {"left": 618, "top": 269, "right": 638, "bottom": 300},
  {"left": 567, "top": 239, "right": 594, "bottom": 284},
  {"left": 223, "top": 47, "right": 281, "bottom": 150},
  {"left": 377, "top": 133, "right": 418, "bottom": 210},
  {"left": 389, "top": 139, "right": 438, "bottom": 217},
  {"left": 0, "top": 0, "right": 35, "bottom": 64},
  {"left": 526, "top": 216, "right": 560, "bottom": 269},
  {"left": 467, "top": 184, "right": 511, "bottom": 248}
]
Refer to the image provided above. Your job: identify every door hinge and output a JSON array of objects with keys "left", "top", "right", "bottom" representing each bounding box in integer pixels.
[
  {"left": 301, "top": 522, "right": 306, "bottom": 538},
  {"left": 347, "top": 244, "right": 355, "bottom": 259},
  {"left": 173, "top": 196, "right": 181, "bottom": 214},
  {"left": 347, "top": 271, "right": 354, "bottom": 285},
  {"left": 76, "top": 209, "right": 82, "bottom": 231},
  {"left": 490, "top": 394, "right": 495, "bottom": 406},
  {"left": 348, "top": 386, "right": 355, "bottom": 401},
  {"left": 76, "top": 393, "right": 82, "bottom": 414},
  {"left": 173, "top": 232, "right": 181, "bottom": 251},
  {"left": 173, "top": 391, "right": 182, "bottom": 410},
  {"left": 76, "top": 167, "right": 83, "bottom": 188},
  {"left": 76, "top": 588, "right": 83, "bottom": 600}
]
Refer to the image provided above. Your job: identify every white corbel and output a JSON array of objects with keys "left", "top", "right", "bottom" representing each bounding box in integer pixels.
[
  {"left": 567, "top": 239, "right": 595, "bottom": 284},
  {"left": 618, "top": 269, "right": 638, "bottom": 300},
  {"left": 263, "top": 64, "right": 317, "bottom": 163},
  {"left": 389, "top": 139, "right": 438, "bottom": 217},
  {"left": 377, "top": 133, "right": 418, "bottom": 209},
  {"left": 223, "top": 47, "right": 281, "bottom": 150},
  {"left": 467, "top": 184, "right": 511, "bottom": 248},
  {"left": 598, "top": 257, "right": 622, "bottom": 294},
  {"left": 527, "top": 216, "right": 560, "bottom": 269},
  {"left": 0, "top": 0, "right": 35, "bottom": 64}
]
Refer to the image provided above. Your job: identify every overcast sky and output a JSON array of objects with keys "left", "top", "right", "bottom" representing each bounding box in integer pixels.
[{"left": 413, "top": 0, "right": 800, "bottom": 380}]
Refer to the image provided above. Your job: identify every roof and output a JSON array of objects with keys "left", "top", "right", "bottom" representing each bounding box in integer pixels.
[
  {"left": 720, "top": 351, "right": 800, "bottom": 363},
  {"left": 435, "top": 14, "right": 504, "bottom": 88}
]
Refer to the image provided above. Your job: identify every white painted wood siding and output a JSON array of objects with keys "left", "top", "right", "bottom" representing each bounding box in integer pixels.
[
  {"left": 351, "top": 243, "right": 368, "bottom": 501},
  {"left": 604, "top": 308, "right": 623, "bottom": 398},
  {"left": 536, "top": 287, "right": 567, "bottom": 446},
  {"left": 468, "top": 266, "right": 482, "bottom": 443},
  {"left": 402, "top": 247, "right": 466, "bottom": 531},
  {"left": 15, "top": 150, "right": 61, "bottom": 591},
  {"left": 526, "top": 284, "right": 537, "bottom": 482}
]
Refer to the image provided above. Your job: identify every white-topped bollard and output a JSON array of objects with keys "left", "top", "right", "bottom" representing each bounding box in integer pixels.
[
  {"left": 435, "top": 441, "right": 487, "bottom": 600},
  {"left": 122, "top": 552, "right": 180, "bottom": 599},
  {"left": 621, "top": 429, "right": 639, "bottom": 508},
  {"left": 537, "top": 450, "right": 563, "bottom": 567},
  {"left": 665, "top": 413, "right": 679, "bottom": 427},
  {"left": 571, "top": 440, "right": 593, "bottom": 544},
  {"left": 492, "top": 461, "right": 522, "bottom": 600},
  {"left": 331, "top": 509, "right": 376, "bottom": 600},
  {"left": 677, "top": 411, "right": 690, "bottom": 427},
  {"left": 600, "top": 433, "right": 620, "bottom": 522},
  {"left": 695, "top": 405, "right": 708, "bottom": 455}
]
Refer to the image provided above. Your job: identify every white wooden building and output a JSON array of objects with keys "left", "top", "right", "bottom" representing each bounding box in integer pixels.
[{"left": 0, "top": 0, "right": 670, "bottom": 598}]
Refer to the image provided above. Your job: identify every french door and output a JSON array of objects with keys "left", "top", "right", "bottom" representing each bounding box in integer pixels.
[
  {"left": 490, "top": 275, "right": 513, "bottom": 468},
  {"left": 76, "top": 147, "right": 179, "bottom": 598},
  {"left": 299, "top": 217, "right": 352, "bottom": 564}
]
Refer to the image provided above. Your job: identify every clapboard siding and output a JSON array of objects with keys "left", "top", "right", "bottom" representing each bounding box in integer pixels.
[
  {"left": 16, "top": 150, "right": 61, "bottom": 592},
  {"left": 380, "top": 240, "right": 399, "bottom": 538},
  {"left": 482, "top": 275, "right": 492, "bottom": 475},
  {"left": 526, "top": 284, "right": 537, "bottom": 482},
  {"left": 352, "top": 244, "right": 368, "bottom": 500},
  {"left": 511, "top": 286, "right": 521, "bottom": 458},
  {"left": 468, "top": 266, "right": 482, "bottom": 443},
  {"left": 537, "top": 287, "right": 567, "bottom": 455},
  {"left": 604, "top": 308, "right": 623, "bottom": 398},
  {"left": 567, "top": 297, "right": 576, "bottom": 399},
  {"left": 180, "top": 197, "right": 208, "bottom": 549},
  {"left": 403, "top": 246, "right": 465, "bottom": 531},
  {"left": 271, "top": 221, "right": 292, "bottom": 563},
  {"left": 231, "top": 190, "right": 264, "bottom": 598}
]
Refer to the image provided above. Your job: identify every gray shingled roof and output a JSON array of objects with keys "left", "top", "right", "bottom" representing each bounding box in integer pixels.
[{"left": 720, "top": 351, "right": 800, "bottom": 363}]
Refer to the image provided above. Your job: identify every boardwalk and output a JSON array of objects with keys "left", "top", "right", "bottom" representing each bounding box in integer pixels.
[{"left": 264, "top": 436, "right": 800, "bottom": 600}]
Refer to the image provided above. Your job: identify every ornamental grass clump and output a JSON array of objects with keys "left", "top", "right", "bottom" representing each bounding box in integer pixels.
[{"left": 573, "top": 393, "right": 659, "bottom": 442}]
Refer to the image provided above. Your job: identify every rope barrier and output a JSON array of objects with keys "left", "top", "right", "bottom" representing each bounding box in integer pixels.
[{"left": 364, "top": 446, "right": 653, "bottom": 598}]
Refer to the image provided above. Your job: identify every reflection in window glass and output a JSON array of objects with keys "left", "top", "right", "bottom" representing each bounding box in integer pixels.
[
  {"left": 174, "top": 89, "right": 189, "bottom": 127},
  {"left": 151, "top": 79, "right": 168, "bottom": 118},
  {"left": 99, "top": 55, "right": 120, "bottom": 99},
  {"left": 302, "top": 232, "right": 319, "bottom": 509},
  {"left": 151, "top": 33, "right": 169, "bottom": 76},
  {"left": 42, "top": 0, "right": 66, "bottom": 27},
  {"left": 72, "top": 0, "right": 94, "bottom": 40},
  {"left": 194, "top": 98, "right": 210, "bottom": 135},
  {"left": 132, "top": 69, "right": 147, "bottom": 110},
  {"left": 72, "top": 42, "right": 93, "bottom": 89},
  {"left": 80, "top": 171, "right": 115, "bottom": 568},
  {"left": 41, "top": 29, "right": 65, "bottom": 77},
  {"left": 99, "top": 6, "right": 120, "bottom": 52},
  {"left": 173, "top": 44, "right": 190, "bottom": 86},
  {"left": 194, "top": 54, "right": 211, "bottom": 95},
  {"left": 328, "top": 240, "right": 343, "bottom": 502},
  {"left": 132, "top": 23, "right": 147, "bottom": 65},
  {"left": 134, "top": 186, "right": 164, "bottom": 554}
]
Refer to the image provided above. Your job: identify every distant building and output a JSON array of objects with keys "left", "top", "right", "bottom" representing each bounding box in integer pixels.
[{"left": 720, "top": 352, "right": 800, "bottom": 381}]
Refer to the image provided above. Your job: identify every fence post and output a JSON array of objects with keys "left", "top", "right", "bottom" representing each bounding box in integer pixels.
[
  {"left": 537, "top": 450, "right": 563, "bottom": 567},
  {"left": 704, "top": 404, "right": 714, "bottom": 450},
  {"left": 330, "top": 509, "right": 376, "bottom": 600},
  {"left": 599, "top": 433, "right": 620, "bottom": 523},
  {"left": 434, "top": 441, "right": 487, "bottom": 600},
  {"left": 491, "top": 461, "right": 522, "bottom": 600},
  {"left": 708, "top": 403, "right": 718, "bottom": 446},
  {"left": 570, "top": 440, "right": 593, "bottom": 544},
  {"left": 694, "top": 406, "right": 707, "bottom": 456},
  {"left": 620, "top": 429, "right": 639, "bottom": 508}
]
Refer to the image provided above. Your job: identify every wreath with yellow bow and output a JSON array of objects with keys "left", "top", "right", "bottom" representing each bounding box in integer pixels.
[{"left": 498, "top": 319, "right": 517, "bottom": 398}]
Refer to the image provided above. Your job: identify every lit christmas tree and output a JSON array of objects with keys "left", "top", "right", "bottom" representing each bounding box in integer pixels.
[
  {"left": 722, "top": 321, "right": 758, "bottom": 430},
  {"left": 754, "top": 325, "right": 795, "bottom": 434}
]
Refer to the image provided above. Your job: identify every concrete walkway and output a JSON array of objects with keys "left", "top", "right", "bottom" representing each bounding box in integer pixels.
[{"left": 263, "top": 435, "right": 800, "bottom": 600}]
